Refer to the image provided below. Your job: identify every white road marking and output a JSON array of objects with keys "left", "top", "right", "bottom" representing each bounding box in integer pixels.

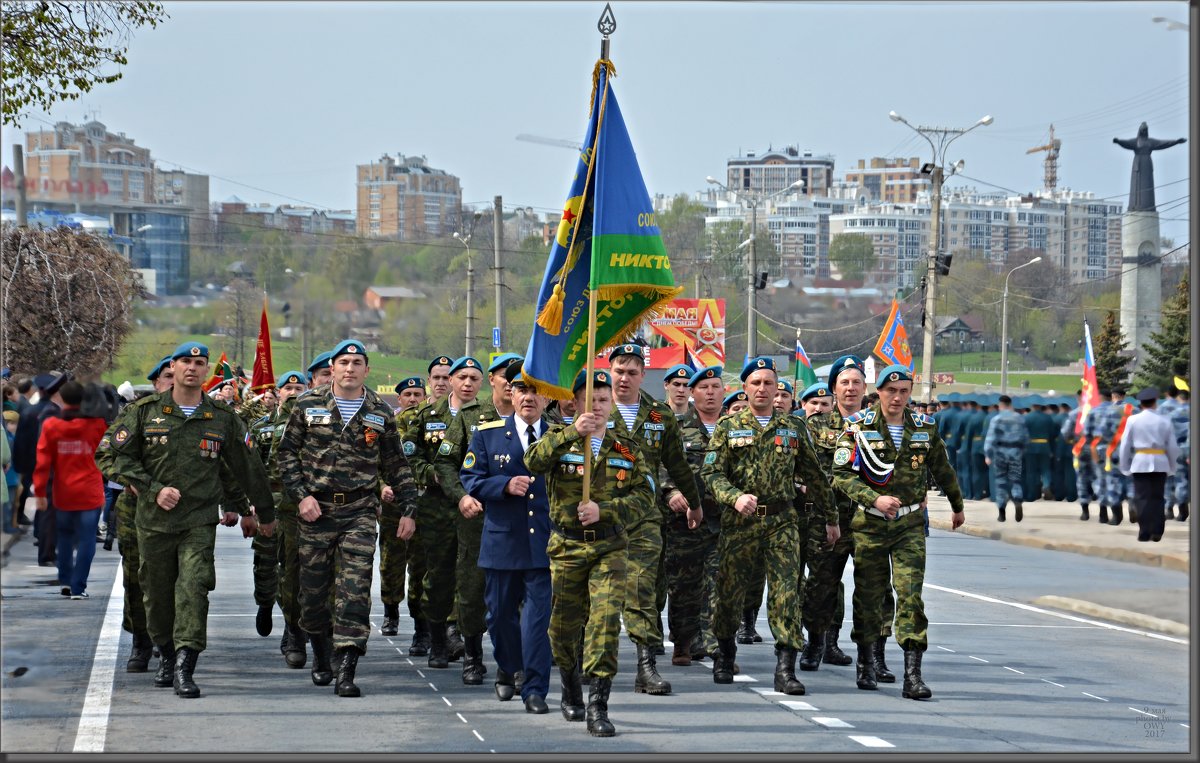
[
  {"left": 1081, "top": 692, "right": 1109, "bottom": 702},
  {"left": 732, "top": 674, "right": 758, "bottom": 683},
  {"left": 73, "top": 570, "right": 125, "bottom": 752},
  {"left": 1128, "top": 707, "right": 1159, "bottom": 717},
  {"left": 457, "top": 713, "right": 468, "bottom": 723},
  {"left": 812, "top": 717, "right": 854, "bottom": 728},
  {"left": 779, "top": 700, "right": 817, "bottom": 711},
  {"left": 968, "top": 656, "right": 989, "bottom": 663},
  {"left": 406, "top": 658, "right": 414, "bottom": 665},
  {"left": 750, "top": 688, "right": 785, "bottom": 697},
  {"left": 849, "top": 736, "right": 894, "bottom": 748},
  {"left": 443, "top": 696, "right": 453, "bottom": 707},
  {"left": 1003, "top": 667, "right": 1025, "bottom": 674},
  {"left": 417, "top": 669, "right": 425, "bottom": 678},
  {"left": 927, "top": 622, "right": 1095, "bottom": 629},
  {"left": 1180, "top": 724, "right": 1189, "bottom": 729},
  {"left": 396, "top": 648, "right": 405, "bottom": 654},
  {"left": 1040, "top": 679, "right": 1065, "bottom": 687},
  {"left": 429, "top": 682, "right": 438, "bottom": 691},
  {"left": 936, "top": 646, "right": 955, "bottom": 652},
  {"left": 926, "top": 584, "right": 1189, "bottom": 644},
  {"left": 472, "top": 730, "right": 485, "bottom": 742}
]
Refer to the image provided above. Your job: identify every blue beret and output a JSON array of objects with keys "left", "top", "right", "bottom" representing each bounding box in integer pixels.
[
  {"left": 723, "top": 390, "right": 748, "bottom": 409},
  {"left": 427, "top": 355, "right": 453, "bottom": 373},
  {"left": 488, "top": 353, "right": 523, "bottom": 374},
  {"left": 876, "top": 365, "right": 913, "bottom": 387},
  {"left": 330, "top": 339, "right": 368, "bottom": 363},
  {"left": 146, "top": 355, "right": 173, "bottom": 382},
  {"left": 827, "top": 354, "right": 865, "bottom": 388},
  {"left": 664, "top": 364, "right": 692, "bottom": 382},
  {"left": 573, "top": 369, "right": 612, "bottom": 394},
  {"left": 170, "top": 342, "right": 209, "bottom": 361},
  {"left": 395, "top": 376, "right": 424, "bottom": 393},
  {"left": 609, "top": 344, "right": 646, "bottom": 364},
  {"left": 276, "top": 371, "right": 307, "bottom": 389},
  {"left": 449, "top": 356, "right": 483, "bottom": 376},
  {"left": 776, "top": 379, "right": 794, "bottom": 396},
  {"left": 306, "top": 351, "right": 333, "bottom": 375},
  {"left": 740, "top": 356, "right": 777, "bottom": 382},
  {"left": 801, "top": 383, "right": 830, "bottom": 402},
  {"left": 688, "top": 365, "right": 723, "bottom": 388}
]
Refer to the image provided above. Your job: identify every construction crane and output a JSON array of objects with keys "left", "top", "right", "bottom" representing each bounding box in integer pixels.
[
  {"left": 515, "top": 133, "right": 582, "bottom": 151},
  {"left": 1026, "top": 124, "right": 1062, "bottom": 193}
]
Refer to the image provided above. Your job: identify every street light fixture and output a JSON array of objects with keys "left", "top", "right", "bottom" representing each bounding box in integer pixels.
[
  {"left": 888, "top": 110, "right": 993, "bottom": 402},
  {"left": 1000, "top": 255, "right": 1041, "bottom": 393},
  {"left": 705, "top": 175, "right": 805, "bottom": 358},
  {"left": 454, "top": 211, "right": 484, "bottom": 357}
]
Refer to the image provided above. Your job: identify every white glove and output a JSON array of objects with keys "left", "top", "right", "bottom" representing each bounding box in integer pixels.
[{"left": 117, "top": 380, "right": 136, "bottom": 401}]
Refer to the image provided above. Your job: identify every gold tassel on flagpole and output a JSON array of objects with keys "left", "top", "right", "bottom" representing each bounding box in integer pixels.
[{"left": 535, "top": 283, "right": 567, "bottom": 334}]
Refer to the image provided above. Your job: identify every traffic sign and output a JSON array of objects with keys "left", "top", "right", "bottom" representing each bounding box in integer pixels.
[{"left": 492, "top": 327, "right": 502, "bottom": 348}]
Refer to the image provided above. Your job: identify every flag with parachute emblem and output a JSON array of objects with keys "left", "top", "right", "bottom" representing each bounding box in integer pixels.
[{"left": 521, "top": 60, "right": 683, "bottom": 399}]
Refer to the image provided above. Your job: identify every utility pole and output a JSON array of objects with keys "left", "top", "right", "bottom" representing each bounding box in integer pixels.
[
  {"left": 12, "top": 145, "right": 27, "bottom": 227},
  {"left": 1000, "top": 256, "right": 1042, "bottom": 394},
  {"left": 455, "top": 211, "right": 482, "bottom": 358},
  {"left": 747, "top": 202, "right": 758, "bottom": 359},
  {"left": 493, "top": 195, "right": 504, "bottom": 348}
]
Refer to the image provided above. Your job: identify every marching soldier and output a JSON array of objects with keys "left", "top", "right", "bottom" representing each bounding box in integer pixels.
[
  {"left": 984, "top": 395, "right": 1029, "bottom": 522},
  {"left": 832, "top": 365, "right": 964, "bottom": 700},
  {"left": 524, "top": 369, "right": 654, "bottom": 737},
  {"left": 1167, "top": 385, "right": 1189, "bottom": 521},
  {"left": 307, "top": 352, "right": 334, "bottom": 388},
  {"left": 276, "top": 339, "right": 417, "bottom": 697},
  {"left": 662, "top": 364, "right": 693, "bottom": 416},
  {"left": 379, "top": 376, "right": 426, "bottom": 640},
  {"left": 701, "top": 357, "right": 836, "bottom": 697},
  {"left": 1023, "top": 399, "right": 1058, "bottom": 500},
  {"left": 723, "top": 390, "right": 749, "bottom": 414},
  {"left": 108, "top": 341, "right": 276, "bottom": 699}
]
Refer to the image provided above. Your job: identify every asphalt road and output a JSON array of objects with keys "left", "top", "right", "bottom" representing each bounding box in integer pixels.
[{"left": 0, "top": 526, "right": 1190, "bottom": 754}]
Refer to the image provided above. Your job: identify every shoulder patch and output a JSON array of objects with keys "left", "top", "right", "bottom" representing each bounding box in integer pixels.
[
  {"left": 463, "top": 452, "right": 476, "bottom": 469},
  {"left": 478, "top": 420, "right": 505, "bottom": 431},
  {"left": 833, "top": 447, "right": 851, "bottom": 466},
  {"left": 437, "top": 441, "right": 453, "bottom": 456},
  {"left": 113, "top": 425, "right": 131, "bottom": 446},
  {"left": 403, "top": 440, "right": 416, "bottom": 456},
  {"left": 703, "top": 451, "right": 717, "bottom": 466}
]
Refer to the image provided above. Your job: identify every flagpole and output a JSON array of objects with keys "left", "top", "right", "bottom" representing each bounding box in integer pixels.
[{"left": 582, "top": 4, "right": 617, "bottom": 507}]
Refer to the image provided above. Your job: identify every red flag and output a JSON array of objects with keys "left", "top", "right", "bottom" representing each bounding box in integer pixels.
[{"left": 250, "top": 297, "right": 275, "bottom": 392}]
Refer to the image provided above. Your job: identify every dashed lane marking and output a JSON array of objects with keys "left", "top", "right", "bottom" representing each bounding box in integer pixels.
[
  {"left": 1040, "top": 679, "right": 1065, "bottom": 687},
  {"left": 1081, "top": 692, "right": 1109, "bottom": 702},
  {"left": 473, "top": 730, "right": 485, "bottom": 742},
  {"left": 779, "top": 701, "right": 818, "bottom": 711},
  {"left": 429, "top": 682, "right": 438, "bottom": 692},
  {"left": 417, "top": 669, "right": 426, "bottom": 678},
  {"left": 732, "top": 674, "right": 758, "bottom": 683},
  {"left": 443, "top": 697, "right": 453, "bottom": 707},
  {"left": 750, "top": 688, "right": 785, "bottom": 697},
  {"left": 849, "top": 736, "right": 894, "bottom": 748},
  {"left": 1128, "top": 707, "right": 1159, "bottom": 717},
  {"left": 968, "top": 656, "right": 989, "bottom": 663},
  {"left": 1003, "top": 667, "right": 1025, "bottom": 674},
  {"left": 812, "top": 717, "right": 854, "bottom": 728},
  {"left": 457, "top": 713, "right": 468, "bottom": 724},
  {"left": 936, "top": 646, "right": 955, "bottom": 652}
]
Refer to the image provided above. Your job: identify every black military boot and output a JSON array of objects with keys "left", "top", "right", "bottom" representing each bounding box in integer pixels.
[
  {"left": 127, "top": 631, "right": 153, "bottom": 673},
  {"left": 559, "top": 667, "right": 585, "bottom": 722},
  {"left": 381, "top": 603, "right": 400, "bottom": 636},
  {"left": 633, "top": 643, "right": 671, "bottom": 695},
  {"left": 279, "top": 631, "right": 288, "bottom": 656},
  {"left": 855, "top": 642, "right": 878, "bottom": 690},
  {"left": 798, "top": 629, "right": 824, "bottom": 671},
  {"left": 1177, "top": 502, "right": 1189, "bottom": 522},
  {"left": 997, "top": 505, "right": 1006, "bottom": 522},
  {"left": 334, "top": 647, "right": 362, "bottom": 697},
  {"left": 446, "top": 623, "right": 466, "bottom": 662},
  {"left": 1042, "top": 486, "right": 1055, "bottom": 501},
  {"left": 153, "top": 642, "right": 176, "bottom": 688},
  {"left": 284, "top": 624, "right": 307, "bottom": 669},
  {"left": 902, "top": 649, "right": 932, "bottom": 700},
  {"left": 823, "top": 627, "right": 852, "bottom": 666},
  {"left": 1014, "top": 501, "right": 1024, "bottom": 523},
  {"left": 713, "top": 638, "right": 736, "bottom": 684},
  {"left": 737, "top": 608, "right": 761, "bottom": 644},
  {"left": 1080, "top": 503, "right": 1090, "bottom": 521},
  {"left": 1165, "top": 503, "right": 1175, "bottom": 519},
  {"left": 462, "top": 633, "right": 486, "bottom": 685},
  {"left": 1099, "top": 504, "right": 1109, "bottom": 523},
  {"left": 173, "top": 647, "right": 200, "bottom": 698},
  {"left": 873, "top": 637, "right": 896, "bottom": 683},
  {"left": 308, "top": 629, "right": 334, "bottom": 686},
  {"left": 773, "top": 646, "right": 806, "bottom": 695},
  {"left": 255, "top": 602, "right": 273, "bottom": 637},
  {"left": 427, "top": 621, "right": 449, "bottom": 669},
  {"left": 408, "top": 618, "right": 431, "bottom": 657},
  {"left": 1108, "top": 502, "right": 1124, "bottom": 526},
  {"left": 585, "top": 676, "right": 615, "bottom": 737},
  {"left": 1126, "top": 502, "right": 1138, "bottom": 524}
]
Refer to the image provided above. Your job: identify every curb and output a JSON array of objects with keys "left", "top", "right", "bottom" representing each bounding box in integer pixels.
[
  {"left": 927, "top": 518, "right": 1189, "bottom": 573},
  {"left": 1031, "top": 595, "right": 1190, "bottom": 637}
]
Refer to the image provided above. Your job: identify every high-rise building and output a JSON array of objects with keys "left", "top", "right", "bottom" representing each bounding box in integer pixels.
[
  {"left": 725, "top": 146, "right": 834, "bottom": 198},
  {"left": 843, "top": 157, "right": 926, "bottom": 204},
  {"left": 356, "top": 154, "right": 461, "bottom": 240}
]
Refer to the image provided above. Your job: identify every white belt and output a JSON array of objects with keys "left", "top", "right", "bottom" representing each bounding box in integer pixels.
[{"left": 864, "top": 503, "right": 922, "bottom": 519}]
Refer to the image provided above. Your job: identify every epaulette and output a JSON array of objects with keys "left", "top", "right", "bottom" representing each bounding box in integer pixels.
[
  {"left": 478, "top": 419, "right": 505, "bottom": 431},
  {"left": 210, "top": 398, "right": 236, "bottom": 414},
  {"left": 132, "top": 394, "right": 159, "bottom": 409},
  {"left": 863, "top": 409, "right": 877, "bottom": 425},
  {"left": 845, "top": 410, "right": 867, "bottom": 424}
]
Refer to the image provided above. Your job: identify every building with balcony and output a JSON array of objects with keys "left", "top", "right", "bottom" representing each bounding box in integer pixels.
[{"left": 356, "top": 153, "right": 461, "bottom": 241}]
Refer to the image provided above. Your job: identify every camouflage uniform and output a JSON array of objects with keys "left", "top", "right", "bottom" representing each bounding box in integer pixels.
[
  {"left": 109, "top": 390, "right": 275, "bottom": 654},
  {"left": 435, "top": 396, "right": 506, "bottom": 638},
  {"left": 832, "top": 404, "right": 963, "bottom": 652},
  {"left": 802, "top": 408, "right": 858, "bottom": 639},
  {"left": 525, "top": 422, "right": 654, "bottom": 679},
  {"left": 983, "top": 409, "right": 1029, "bottom": 512},
  {"left": 1099, "top": 403, "right": 1134, "bottom": 510},
  {"left": 276, "top": 385, "right": 417, "bottom": 654},
  {"left": 379, "top": 405, "right": 425, "bottom": 619},
  {"left": 95, "top": 414, "right": 147, "bottom": 639},
  {"left": 1167, "top": 399, "right": 1190, "bottom": 509},
  {"left": 249, "top": 411, "right": 282, "bottom": 610},
  {"left": 253, "top": 396, "right": 308, "bottom": 631},
  {"left": 661, "top": 409, "right": 721, "bottom": 656},
  {"left": 1064, "top": 406, "right": 1098, "bottom": 505},
  {"left": 611, "top": 390, "right": 701, "bottom": 651},
  {"left": 700, "top": 407, "right": 835, "bottom": 649}
]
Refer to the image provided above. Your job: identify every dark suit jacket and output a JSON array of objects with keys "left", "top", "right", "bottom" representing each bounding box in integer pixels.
[{"left": 460, "top": 414, "right": 551, "bottom": 570}]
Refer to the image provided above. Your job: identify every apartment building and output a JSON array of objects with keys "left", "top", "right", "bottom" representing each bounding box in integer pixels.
[{"left": 356, "top": 153, "right": 461, "bottom": 240}]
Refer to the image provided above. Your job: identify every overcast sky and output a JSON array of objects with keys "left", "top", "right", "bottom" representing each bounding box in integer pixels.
[{"left": 6, "top": 1, "right": 1192, "bottom": 244}]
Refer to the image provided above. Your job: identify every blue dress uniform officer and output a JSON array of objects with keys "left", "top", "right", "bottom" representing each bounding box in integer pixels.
[
  {"left": 459, "top": 361, "right": 554, "bottom": 714},
  {"left": 984, "top": 395, "right": 1029, "bottom": 522}
]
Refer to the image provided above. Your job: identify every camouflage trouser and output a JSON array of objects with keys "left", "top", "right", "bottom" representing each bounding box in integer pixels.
[
  {"left": 298, "top": 498, "right": 378, "bottom": 654},
  {"left": 378, "top": 503, "right": 420, "bottom": 610},
  {"left": 1075, "top": 453, "right": 1098, "bottom": 503},
  {"left": 251, "top": 529, "right": 278, "bottom": 607},
  {"left": 455, "top": 513, "right": 487, "bottom": 636},
  {"left": 417, "top": 494, "right": 458, "bottom": 626},
  {"left": 1172, "top": 457, "right": 1190, "bottom": 505},
  {"left": 713, "top": 509, "right": 803, "bottom": 649},
  {"left": 744, "top": 554, "right": 767, "bottom": 613},
  {"left": 1101, "top": 461, "right": 1128, "bottom": 506},
  {"left": 802, "top": 507, "right": 854, "bottom": 634},
  {"left": 138, "top": 523, "right": 217, "bottom": 652},
  {"left": 115, "top": 493, "right": 146, "bottom": 635},
  {"left": 548, "top": 531, "right": 628, "bottom": 679},
  {"left": 623, "top": 516, "right": 665, "bottom": 648},
  {"left": 991, "top": 448, "right": 1025, "bottom": 508},
  {"left": 663, "top": 516, "right": 718, "bottom": 651},
  {"left": 275, "top": 504, "right": 302, "bottom": 628},
  {"left": 850, "top": 509, "right": 927, "bottom": 651}
]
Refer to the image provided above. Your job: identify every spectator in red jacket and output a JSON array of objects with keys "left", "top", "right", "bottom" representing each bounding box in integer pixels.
[{"left": 32, "top": 382, "right": 108, "bottom": 599}]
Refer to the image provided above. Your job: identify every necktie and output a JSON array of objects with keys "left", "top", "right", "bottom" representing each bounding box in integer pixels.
[{"left": 527, "top": 423, "right": 538, "bottom": 447}]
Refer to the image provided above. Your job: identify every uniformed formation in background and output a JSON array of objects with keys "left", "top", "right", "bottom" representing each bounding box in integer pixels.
[{"left": 24, "top": 336, "right": 1177, "bottom": 738}]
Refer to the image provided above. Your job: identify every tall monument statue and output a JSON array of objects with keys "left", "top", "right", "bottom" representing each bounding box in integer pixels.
[{"left": 1113, "top": 122, "right": 1186, "bottom": 372}]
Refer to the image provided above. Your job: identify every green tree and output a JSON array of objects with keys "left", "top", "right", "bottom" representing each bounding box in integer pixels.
[
  {"left": 1, "top": 1, "right": 168, "bottom": 126},
  {"left": 1134, "top": 276, "right": 1189, "bottom": 390},
  {"left": 1093, "top": 310, "right": 1131, "bottom": 391},
  {"left": 827, "top": 233, "right": 876, "bottom": 281},
  {"left": 325, "top": 241, "right": 374, "bottom": 300}
]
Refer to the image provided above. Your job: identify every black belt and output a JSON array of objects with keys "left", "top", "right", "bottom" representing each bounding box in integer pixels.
[
  {"left": 551, "top": 523, "right": 623, "bottom": 542},
  {"left": 737, "top": 502, "right": 789, "bottom": 518},
  {"left": 311, "top": 487, "right": 374, "bottom": 506}
]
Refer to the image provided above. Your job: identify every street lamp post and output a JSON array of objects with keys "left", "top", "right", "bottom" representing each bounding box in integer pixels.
[
  {"left": 454, "top": 211, "right": 483, "bottom": 357},
  {"left": 705, "top": 175, "right": 803, "bottom": 359},
  {"left": 888, "top": 110, "right": 993, "bottom": 403},
  {"left": 1000, "top": 256, "right": 1041, "bottom": 394}
]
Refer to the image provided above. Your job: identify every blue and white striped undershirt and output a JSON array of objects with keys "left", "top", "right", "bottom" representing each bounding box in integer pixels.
[
  {"left": 334, "top": 395, "right": 365, "bottom": 425},
  {"left": 449, "top": 406, "right": 459, "bottom": 417},
  {"left": 702, "top": 422, "right": 715, "bottom": 437},
  {"left": 562, "top": 416, "right": 574, "bottom": 425},
  {"left": 591, "top": 436, "right": 603, "bottom": 457},
  {"left": 888, "top": 424, "right": 904, "bottom": 448},
  {"left": 755, "top": 415, "right": 772, "bottom": 427},
  {"left": 616, "top": 402, "right": 640, "bottom": 431},
  {"left": 179, "top": 405, "right": 198, "bottom": 418}
]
